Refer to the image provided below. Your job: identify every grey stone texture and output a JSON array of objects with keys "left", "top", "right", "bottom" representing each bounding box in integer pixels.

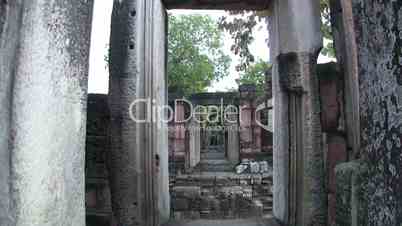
[
  {"left": 352, "top": 0, "right": 402, "bottom": 225},
  {"left": 334, "top": 161, "right": 368, "bottom": 226},
  {"left": 0, "top": 1, "right": 23, "bottom": 225},
  {"left": 109, "top": 0, "right": 169, "bottom": 225},
  {"left": 109, "top": 0, "right": 145, "bottom": 225},
  {"left": 269, "top": 0, "right": 325, "bottom": 225},
  {"left": 2, "top": 0, "right": 94, "bottom": 225}
]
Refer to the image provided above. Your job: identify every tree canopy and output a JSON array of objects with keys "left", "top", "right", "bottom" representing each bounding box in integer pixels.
[
  {"left": 218, "top": 0, "right": 334, "bottom": 72},
  {"left": 238, "top": 60, "right": 271, "bottom": 96},
  {"left": 168, "top": 15, "right": 231, "bottom": 96}
]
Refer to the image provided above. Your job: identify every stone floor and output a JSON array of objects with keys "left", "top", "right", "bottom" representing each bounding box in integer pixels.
[{"left": 163, "top": 218, "right": 281, "bottom": 226}]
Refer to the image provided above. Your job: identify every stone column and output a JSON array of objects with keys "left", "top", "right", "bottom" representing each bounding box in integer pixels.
[
  {"left": 109, "top": 0, "right": 169, "bottom": 225},
  {"left": 109, "top": 1, "right": 143, "bottom": 225},
  {"left": 239, "top": 84, "right": 257, "bottom": 155},
  {"left": 269, "top": 0, "right": 325, "bottom": 225},
  {"left": 0, "top": 1, "right": 23, "bottom": 225},
  {"left": 6, "top": 1, "right": 93, "bottom": 225},
  {"left": 225, "top": 106, "right": 240, "bottom": 164},
  {"left": 188, "top": 118, "right": 201, "bottom": 169}
]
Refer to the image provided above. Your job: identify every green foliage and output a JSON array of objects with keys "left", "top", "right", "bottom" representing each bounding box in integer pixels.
[
  {"left": 238, "top": 60, "right": 271, "bottom": 96},
  {"left": 320, "top": 0, "right": 335, "bottom": 57},
  {"left": 168, "top": 15, "right": 231, "bottom": 96},
  {"left": 218, "top": 11, "right": 270, "bottom": 72},
  {"left": 218, "top": 0, "right": 335, "bottom": 72}
]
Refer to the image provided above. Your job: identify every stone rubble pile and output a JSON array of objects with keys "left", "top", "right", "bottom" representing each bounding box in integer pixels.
[{"left": 235, "top": 160, "right": 273, "bottom": 174}]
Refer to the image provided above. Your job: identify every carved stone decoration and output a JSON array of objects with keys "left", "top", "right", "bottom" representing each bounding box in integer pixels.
[{"left": 278, "top": 52, "right": 326, "bottom": 226}]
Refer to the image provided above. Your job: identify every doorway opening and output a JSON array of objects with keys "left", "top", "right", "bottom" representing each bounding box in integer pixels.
[
  {"left": 85, "top": 1, "right": 113, "bottom": 225},
  {"left": 166, "top": 9, "right": 275, "bottom": 223}
]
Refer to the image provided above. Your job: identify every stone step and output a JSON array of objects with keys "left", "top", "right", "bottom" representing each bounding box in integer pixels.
[
  {"left": 195, "top": 161, "right": 235, "bottom": 172},
  {"left": 163, "top": 218, "right": 281, "bottom": 226}
]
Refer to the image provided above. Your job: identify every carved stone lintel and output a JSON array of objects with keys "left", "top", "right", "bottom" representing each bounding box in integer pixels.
[{"left": 278, "top": 52, "right": 318, "bottom": 95}]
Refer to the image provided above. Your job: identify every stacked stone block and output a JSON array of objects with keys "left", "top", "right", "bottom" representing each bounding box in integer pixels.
[
  {"left": 317, "top": 63, "right": 348, "bottom": 226},
  {"left": 170, "top": 173, "right": 273, "bottom": 220}
]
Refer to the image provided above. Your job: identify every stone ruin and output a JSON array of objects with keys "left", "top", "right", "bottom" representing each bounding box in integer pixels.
[
  {"left": 167, "top": 86, "right": 273, "bottom": 220},
  {"left": 1, "top": 0, "right": 402, "bottom": 226}
]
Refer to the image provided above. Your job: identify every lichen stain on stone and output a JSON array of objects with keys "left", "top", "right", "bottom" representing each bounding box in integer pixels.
[{"left": 355, "top": 0, "right": 402, "bottom": 225}]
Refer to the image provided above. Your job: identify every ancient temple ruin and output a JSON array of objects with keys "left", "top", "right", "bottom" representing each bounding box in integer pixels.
[{"left": 1, "top": 0, "right": 402, "bottom": 226}]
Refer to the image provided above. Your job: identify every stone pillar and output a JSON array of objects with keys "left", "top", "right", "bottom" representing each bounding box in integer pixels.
[
  {"left": 109, "top": 1, "right": 143, "bottom": 225},
  {"left": 188, "top": 118, "right": 201, "bottom": 169},
  {"left": 269, "top": 0, "right": 325, "bottom": 225},
  {"left": 5, "top": 1, "right": 93, "bottom": 225},
  {"left": 109, "top": 0, "right": 169, "bottom": 225},
  {"left": 317, "top": 63, "right": 348, "bottom": 226},
  {"left": 239, "top": 84, "right": 257, "bottom": 155},
  {"left": 226, "top": 105, "right": 240, "bottom": 164},
  {"left": 329, "top": 0, "right": 360, "bottom": 157},
  {"left": 0, "top": 1, "right": 23, "bottom": 225},
  {"left": 174, "top": 101, "right": 187, "bottom": 160}
]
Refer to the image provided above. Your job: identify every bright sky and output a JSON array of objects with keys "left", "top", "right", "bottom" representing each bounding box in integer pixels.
[{"left": 88, "top": 1, "right": 334, "bottom": 94}]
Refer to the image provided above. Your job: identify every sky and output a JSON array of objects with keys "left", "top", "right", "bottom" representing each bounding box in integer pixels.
[{"left": 88, "top": 1, "right": 334, "bottom": 94}]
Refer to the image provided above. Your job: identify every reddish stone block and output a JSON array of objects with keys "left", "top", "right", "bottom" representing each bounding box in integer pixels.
[
  {"left": 328, "top": 194, "right": 336, "bottom": 226},
  {"left": 86, "top": 189, "right": 97, "bottom": 208},
  {"left": 327, "top": 135, "right": 347, "bottom": 193},
  {"left": 327, "top": 135, "right": 347, "bottom": 226}
]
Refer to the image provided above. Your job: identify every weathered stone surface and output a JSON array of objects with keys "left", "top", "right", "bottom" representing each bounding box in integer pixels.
[
  {"left": 327, "top": 135, "right": 347, "bottom": 194},
  {"left": 318, "top": 63, "right": 341, "bottom": 132},
  {"left": 351, "top": 1, "right": 402, "bottom": 225},
  {"left": 227, "top": 123, "right": 240, "bottom": 164},
  {"left": 170, "top": 172, "right": 273, "bottom": 220},
  {"left": 163, "top": 218, "right": 282, "bottom": 226},
  {"left": 0, "top": 1, "right": 23, "bottom": 225},
  {"left": 188, "top": 119, "right": 201, "bottom": 169},
  {"left": 8, "top": 1, "right": 93, "bottom": 225},
  {"left": 109, "top": 0, "right": 142, "bottom": 225},
  {"left": 109, "top": 1, "right": 169, "bottom": 225},
  {"left": 269, "top": 0, "right": 324, "bottom": 224},
  {"left": 334, "top": 161, "right": 368, "bottom": 226},
  {"left": 334, "top": 162, "right": 354, "bottom": 226}
]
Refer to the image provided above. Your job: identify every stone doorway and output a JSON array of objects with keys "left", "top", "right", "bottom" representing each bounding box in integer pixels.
[{"left": 105, "top": 0, "right": 326, "bottom": 226}]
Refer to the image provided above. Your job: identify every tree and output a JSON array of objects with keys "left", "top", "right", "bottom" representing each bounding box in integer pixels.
[
  {"left": 168, "top": 15, "right": 231, "bottom": 96},
  {"left": 218, "top": 0, "right": 333, "bottom": 72},
  {"left": 238, "top": 60, "right": 271, "bottom": 96}
]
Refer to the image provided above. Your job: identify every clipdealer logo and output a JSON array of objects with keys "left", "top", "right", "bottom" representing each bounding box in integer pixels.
[{"left": 128, "top": 98, "right": 271, "bottom": 131}]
